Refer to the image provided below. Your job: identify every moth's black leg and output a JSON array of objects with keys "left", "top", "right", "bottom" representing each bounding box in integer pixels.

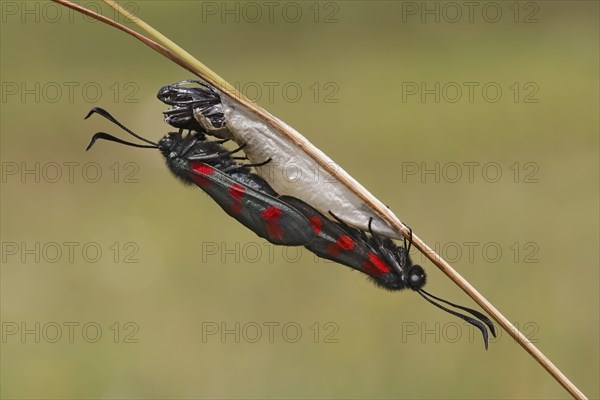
[
  {"left": 227, "top": 142, "right": 247, "bottom": 155},
  {"left": 180, "top": 136, "right": 200, "bottom": 157},
  {"left": 245, "top": 157, "right": 272, "bottom": 168},
  {"left": 405, "top": 227, "right": 413, "bottom": 254}
]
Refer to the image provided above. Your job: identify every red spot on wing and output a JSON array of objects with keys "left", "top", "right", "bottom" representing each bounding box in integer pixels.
[
  {"left": 260, "top": 206, "right": 284, "bottom": 240},
  {"left": 265, "top": 223, "right": 284, "bottom": 241},
  {"left": 228, "top": 183, "right": 245, "bottom": 201},
  {"left": 309, "top": 216, "right": 323, "bottom": 234},
  {"left": 230, "top": 203, "right": 243, "bottom": 215},
  {"left": 261, "top": 206, "right": 282, "bottom": 222},
  {"left": 193, "top": 163, "right": 215, "bottom": 175},
  {"left": 190, "top": 163, "right": 214, "bottom": 187},
  {"left": 325, "top": 235, "right": 354, "bottom": 257},
  {"left": 326, "top": 243, "right": 340, "bottom": 257},
  {"left": 336, "top": 235, "right": 355, "bottom": 251},
  {"left": 363, "top": 253, "right": 390, "bottom": 276}
]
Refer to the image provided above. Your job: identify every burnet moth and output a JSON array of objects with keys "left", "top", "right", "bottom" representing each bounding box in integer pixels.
[
  {"left": 85, "top": 105, "right": 495, "bottom": 349},
  {"left": 281, "top": 195, "right": 496, "bottom": 349},
  {"left": 158, "top": 80, "right": 403, "bottom": 240},
  {"left": 84, "top": 107, "right": 316, "bottom": 246}
]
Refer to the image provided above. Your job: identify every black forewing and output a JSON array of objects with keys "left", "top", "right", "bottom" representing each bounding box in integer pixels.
[
  {"left": 280, "top": 196, "right": 392, "bottom": 277},
  {"left": 189, "top": 164, "right": 315, "bottom": 246}
]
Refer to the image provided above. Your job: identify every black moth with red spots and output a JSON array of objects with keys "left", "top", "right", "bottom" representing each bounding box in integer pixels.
[
  {"left": 281, "top": 196, "right": 421, "bottom": 290},
  {"left": 281, "top": 195, "right": 496, "bottom": 349},
  {"left": 84, "top": 107, "right": 315, "bottom": 246},
  {"left": 84, "top": 102, "right": 496, "bottom": 349}
]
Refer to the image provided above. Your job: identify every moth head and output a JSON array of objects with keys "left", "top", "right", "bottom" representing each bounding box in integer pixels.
[{"left": 406, "top": 264, "right": 426, "bottom": 291}]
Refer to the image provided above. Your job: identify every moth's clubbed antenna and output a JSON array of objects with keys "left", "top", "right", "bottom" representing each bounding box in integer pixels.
[
  {"left": 417, "top": 289, "right": 496, "bottom": 349},
  {"left": 84, "top": 107, "right": 158, "bottom": 150}
]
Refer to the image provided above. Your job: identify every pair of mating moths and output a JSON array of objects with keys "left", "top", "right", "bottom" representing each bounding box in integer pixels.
[{"left": 86, "top": 80, "right": 495, "bottom": 349}]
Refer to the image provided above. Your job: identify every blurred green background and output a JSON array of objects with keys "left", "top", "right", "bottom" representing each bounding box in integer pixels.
[{"left": 1, "top": 1, "right": 598, "bottom": 399}]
